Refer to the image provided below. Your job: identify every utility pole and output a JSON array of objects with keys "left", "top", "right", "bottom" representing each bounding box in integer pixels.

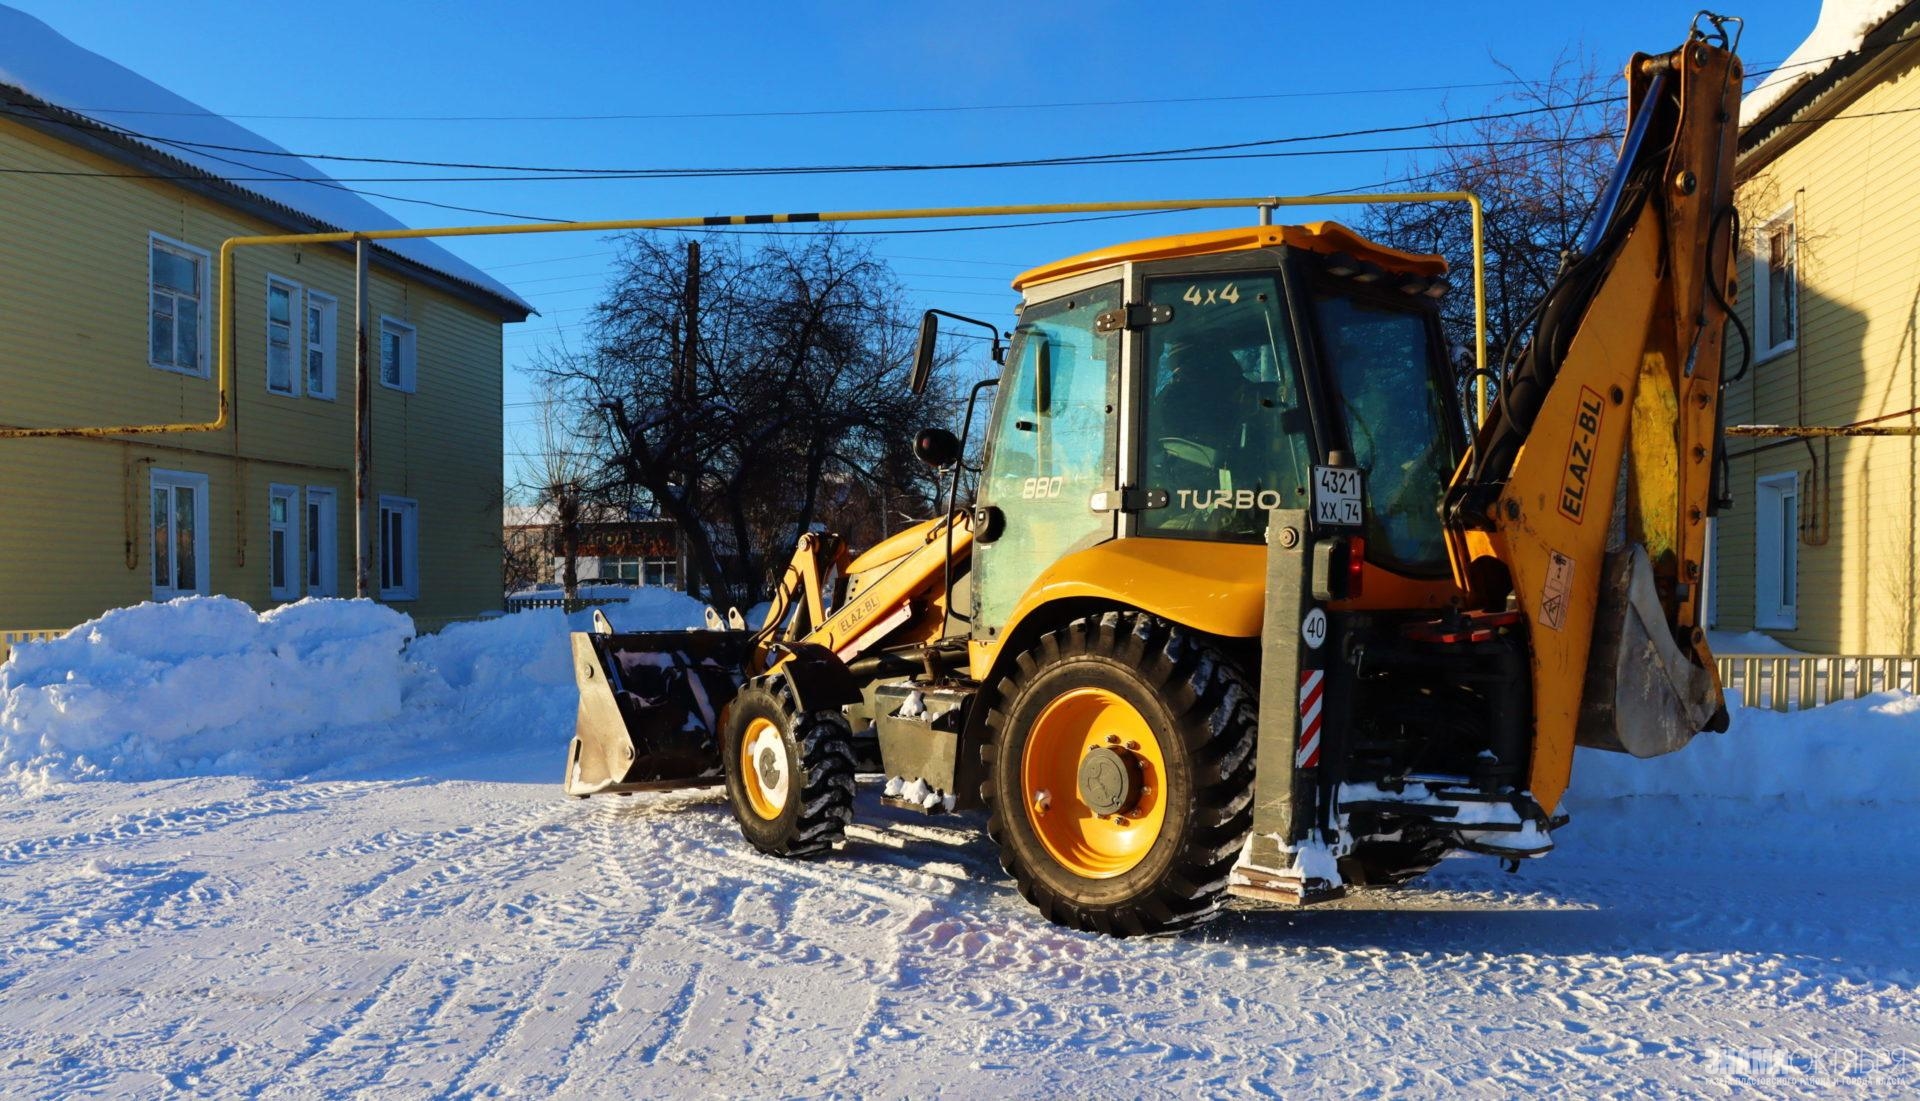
[
  {"left": 354, "top": 240, "right": 373, "bottom": 597},
  {"left": 681, "top": 240, "right": 700, "bottom": 403}
]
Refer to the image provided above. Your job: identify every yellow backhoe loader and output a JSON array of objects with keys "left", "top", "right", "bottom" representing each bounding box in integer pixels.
[{"left": 566, "top": 14, "right": 1747, "bottom": 936}]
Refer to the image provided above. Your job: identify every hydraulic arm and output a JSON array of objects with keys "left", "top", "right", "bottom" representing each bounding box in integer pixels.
[{"left": 1446, "top": 15, "right": 1744, "bottom": 809}]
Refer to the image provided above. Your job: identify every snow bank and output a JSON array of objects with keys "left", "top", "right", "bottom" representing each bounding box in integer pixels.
[
  {"left": 1575, "top": 692, "right": 1920, "bottom": 806},
  {"left": 1707, "top": 629, "right": 1803, "bottom": 655},
  {"left": 0, "top": 597, "right": 412, "bottom": 786},
  {"left": 0, "top": 587, "right": 712, "bottom": 791}
]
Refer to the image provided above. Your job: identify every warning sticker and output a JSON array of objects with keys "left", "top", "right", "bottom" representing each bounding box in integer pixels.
[{"left": 1540, "top": 551, "right": 1575, "bottom": 631}]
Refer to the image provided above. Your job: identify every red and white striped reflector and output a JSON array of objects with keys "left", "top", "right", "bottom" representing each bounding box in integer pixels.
[{"left": 1295, "top": 668, "right": 1324, "bottom": 769}]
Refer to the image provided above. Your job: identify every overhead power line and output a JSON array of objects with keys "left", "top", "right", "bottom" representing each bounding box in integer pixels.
[{"left": 46, "top": 45, "right": 1836, "bottom": 125}]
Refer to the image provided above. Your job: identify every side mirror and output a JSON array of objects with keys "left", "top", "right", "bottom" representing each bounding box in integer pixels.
[
  {"left": 910, "top": 311, "right": 938, "bottom": 395},
  {"left": 913, "top": 427, "right": 961, "bottom": 468}
]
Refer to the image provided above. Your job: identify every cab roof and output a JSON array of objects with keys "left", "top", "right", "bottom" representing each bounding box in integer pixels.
[{"left": 1011, "top": 221, "right": 1447, "bottom": 292}]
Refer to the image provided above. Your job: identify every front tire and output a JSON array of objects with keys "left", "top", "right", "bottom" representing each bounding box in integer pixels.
[
  {"left": 982, "top": 612, "right": 1257, "bottom": 936},
  {"left": 721, "top": 678, "right": 856, "bottom": 857}
]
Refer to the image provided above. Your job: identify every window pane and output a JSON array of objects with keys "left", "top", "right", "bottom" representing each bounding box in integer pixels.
[
  {"left": 1781, "top": 493, "right": 1797, "bottom": 606},
  {"left": 382, "top": 332, "right": 400, "bottom": 385},
  {"left": 1313, "top": 292, "right": 1460, "bottom": 572},
  {"left": 152, "top": 300, "right": 174, "bottom": 365},
  {"left": 1768, "top": 227, "right": 1795, "bottom": 347},
  {"left": 177, "top": 307, "right": 199, "bottom": 370},
  {"left": 270, "top": 496, "right": 287, "bottom": 524},
  {"left": 307, "top": 305, "right": 323, "bottom": 344},
  {"left": 268, "top": 285, "right": 291, "bottom": 324},
  {"left": 271, "top": 529, "right": 287, "bottom": 590},
  {"left": 1140, "top": 274, "right": 1313, "bottom": 542},
  {"left": 174, "top": 485, "right": 196, "bottom": 591},
  {"left": 269, "top": 326, "right": 292, "bottom": 391},
  {"left": 308, "top": 502, "right": 322, "bottom": 588},
  {"left": 308, "top": 349, "right": 325, "bottom": 393},
  {"left": 391, "top": 511, "right": 405, "bottom": 587},
  {"left": 152, "top": 486, "right": 171, "bottom": 589},
  {"left": 975, "top": 284, "right": 1120, "bottom": 630},
  {"left": 153, "top": 246, "right": 196, "bottom": 293}
]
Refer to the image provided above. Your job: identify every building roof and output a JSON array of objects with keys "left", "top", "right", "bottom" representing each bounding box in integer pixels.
[
  {"left": 0, "top": 4, "right": 532, "bottom": 321},
  {"left": 1740, "top": 0, "right": 1920, "bottom": 165}
]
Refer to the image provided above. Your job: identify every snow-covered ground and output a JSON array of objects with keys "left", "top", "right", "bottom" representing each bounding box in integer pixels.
[{"left": 1, "top": 598, "right": 1917, "bottom": 1097}]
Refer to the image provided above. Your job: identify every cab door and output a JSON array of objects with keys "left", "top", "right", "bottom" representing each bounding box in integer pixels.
[{"left": 971, "top": 281, "right": 1122, "bottom": 636}]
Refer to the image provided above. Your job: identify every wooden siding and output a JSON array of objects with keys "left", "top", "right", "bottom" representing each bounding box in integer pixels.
[
  {"left": 1714, "top": 43, "right": 1920, "bottom": 652},
  {"left": 0, "top": 117, "right": 506, "bottom": 631}
]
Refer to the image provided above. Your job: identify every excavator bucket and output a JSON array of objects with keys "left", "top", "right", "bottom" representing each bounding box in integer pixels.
[
  {"left": 1576, "top": 545, "right": 1724, "bottom": 757},
  {"left": 563, "top": 621, "right": 751, "bottom": 796}
]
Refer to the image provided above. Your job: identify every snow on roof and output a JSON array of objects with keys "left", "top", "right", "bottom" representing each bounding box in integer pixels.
[
  {"left": 0, "top": 4, "right": 531, "bottom": 316},
  {"left": 1741, "top": 0, "right": 1911, "bottom": 125}
]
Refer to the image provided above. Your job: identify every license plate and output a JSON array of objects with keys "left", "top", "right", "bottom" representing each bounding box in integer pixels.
[{"left": 1312, "top": 465, "right": 1364, "bottom": 527}]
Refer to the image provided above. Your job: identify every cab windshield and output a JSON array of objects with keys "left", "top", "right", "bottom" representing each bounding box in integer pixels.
[
  {"left": 1138, "top": 273, "right": 1316, "bottom": 541},
  {"left": 1311, "top": 291, "right": 1459, "bottom": 573}
]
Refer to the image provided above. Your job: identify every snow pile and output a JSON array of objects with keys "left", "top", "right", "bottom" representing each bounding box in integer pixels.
[
  {"left": 0, "top": 586, "right": 714, "bottom": 790},
  {"left": 1574, "top": 692, "right": 1920, "bottom": 807},
  {"left": 0, "top": 597, "right": 413, "bottom": 786},
  {"left": 1707, "top": 629, "right": 1803, "bottom": 655}
]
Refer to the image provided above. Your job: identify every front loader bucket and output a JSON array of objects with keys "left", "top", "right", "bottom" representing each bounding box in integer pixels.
[{"left": 564, "top": 629, "right": 750, "bottom": 797}]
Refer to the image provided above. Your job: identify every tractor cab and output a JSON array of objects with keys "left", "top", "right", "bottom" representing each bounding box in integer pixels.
[{"left": 945, "top": 223, "right": 1470, "bottom": 652}]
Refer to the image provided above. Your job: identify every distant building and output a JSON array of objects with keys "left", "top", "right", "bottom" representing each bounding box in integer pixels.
[
  {"left": 0, "top": 6, "right": 531, "bottom": 644},
  {"left": 1709, "top": 0, "right": 1920, "bottom": 652},
  {"left": 503, "top": 505, "right": 685, "bottom": 591}
]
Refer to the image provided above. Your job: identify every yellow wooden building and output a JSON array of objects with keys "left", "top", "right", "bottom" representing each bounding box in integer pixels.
[
  {"left": 0, "top": 7, "right": 530, "bottom": 646},
  {"left": 1710, "top": 0, "right": 1920, "bottom": 653}
]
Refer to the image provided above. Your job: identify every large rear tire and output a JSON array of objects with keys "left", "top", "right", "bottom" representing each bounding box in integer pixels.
[
  {"left": 982, "top": 612, "right": 1256, "bottom": 936},
  {"left": 721, "top": 678, "right": 856, "bottom": 857}
]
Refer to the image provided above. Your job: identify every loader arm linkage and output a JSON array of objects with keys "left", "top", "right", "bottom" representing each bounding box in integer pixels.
[{"left": 1445, "top": 17, "right": 1743, "bottom": 810}]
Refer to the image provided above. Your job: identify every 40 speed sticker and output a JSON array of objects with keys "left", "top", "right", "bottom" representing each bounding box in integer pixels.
[{"left": 1301, "top": 607, "right": 1327, "bottom": 649}]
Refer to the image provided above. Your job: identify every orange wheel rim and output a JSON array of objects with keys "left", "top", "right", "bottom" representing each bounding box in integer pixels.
[
  {"left": 1021, "top": 686, "right": 1167, "bottom": 878},
  {"left": 740, "top": 717, "right": 789, "bottom": 820}
]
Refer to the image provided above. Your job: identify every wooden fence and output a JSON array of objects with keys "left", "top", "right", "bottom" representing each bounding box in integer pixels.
[
  {"left": 0, "top": 628, "right": 65, "bottom": 664},
  {"left": 1715, "top": 653, "right": 1920, "bottom": 711}
]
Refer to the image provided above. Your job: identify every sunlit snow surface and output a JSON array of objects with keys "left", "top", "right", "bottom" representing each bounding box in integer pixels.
[{"left": 0, "top": 596, "right": 1916, "bottom": 1097}]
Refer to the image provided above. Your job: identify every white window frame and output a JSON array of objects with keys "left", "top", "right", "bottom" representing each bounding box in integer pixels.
[
  {"left": 150, "top": 468, "right": 211, "bottom": 599},
  {"left": 266, "top": 275, "right": 303, "bottom": 396},
  {"left": 378, "top": 495, "right": 420, "bottom": 601},
  {"left": 268, "top": 483, "right": 299, "bottom": 599},
  {"left": 148, "top": 233, "right": 211, "bottom": 378},
  {"left": 305, "top": 290, "right": 338, "bottom": 400},
  {"left": 305, "top": 486, "right": 338, "bottom": 597},
  {"left": 379, "top": 317, "right": 418, "bottom": 393},
  {"left": 1753, "top": 205, "right": 1797, "bottom": 363},
  {"left": 1754, "top": 472, "right": 1799, "bottom": 630}
]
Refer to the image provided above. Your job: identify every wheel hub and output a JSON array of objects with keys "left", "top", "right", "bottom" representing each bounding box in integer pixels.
[
  {"left": 740, "top": 718, "right": 790, "bottom": 819},
  {"left": 1077, "top": 745, "right": 1141, "bottom": 817},
  {"left": 756, "top": 746, "right": 783, "bottom": 791}
]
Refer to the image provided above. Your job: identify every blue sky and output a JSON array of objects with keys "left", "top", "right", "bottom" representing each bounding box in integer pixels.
[{"left": 12, "top": 1, "right": 1818, "bottom": 485}]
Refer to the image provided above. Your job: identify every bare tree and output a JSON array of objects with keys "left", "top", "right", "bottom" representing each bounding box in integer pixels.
[
  {"left": 1365, "top": 49, "right": 1621, "bottom": 388},
  {"left": 511, "top": 381, "right": 598, "bottom": 600},
  {"left": 540, "top": 230, "right": 954, "bottom": 608}
]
